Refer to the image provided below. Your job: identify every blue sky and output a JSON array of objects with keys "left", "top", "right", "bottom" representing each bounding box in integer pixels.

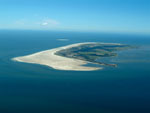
[{"left": 0, "top": 0, "right": 149, "bottom": 34}]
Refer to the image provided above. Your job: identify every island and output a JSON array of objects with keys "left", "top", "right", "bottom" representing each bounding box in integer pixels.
[{"left": 12, "top": 42, "right": 134, "bottom": 71}]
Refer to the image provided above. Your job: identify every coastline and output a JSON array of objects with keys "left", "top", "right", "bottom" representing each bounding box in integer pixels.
[{"left": 12, "top": 42, "right": 103, "bottom": 71}]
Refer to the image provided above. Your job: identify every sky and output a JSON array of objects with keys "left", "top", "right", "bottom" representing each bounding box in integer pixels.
[{"left": 0, "top": 0, "right": 150, "bottom": 34}]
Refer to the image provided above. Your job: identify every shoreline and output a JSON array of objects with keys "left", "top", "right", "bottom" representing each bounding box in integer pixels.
[{"left": 12, "top": 42, "right": 104, "bottom": 71}]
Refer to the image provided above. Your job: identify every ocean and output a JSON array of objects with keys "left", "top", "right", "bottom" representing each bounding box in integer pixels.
[{"left": 0, "top": 30, "right": 150, "bottom": 113}]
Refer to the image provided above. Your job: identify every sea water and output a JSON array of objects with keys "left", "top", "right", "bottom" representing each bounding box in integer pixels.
[{"left": 0, "top": 30, "right": 150, "bottom": 113}]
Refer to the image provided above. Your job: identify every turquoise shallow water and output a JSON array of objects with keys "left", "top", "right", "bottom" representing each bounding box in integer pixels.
[{"left": 0, "top": 30, "right": 150, "bottom": 113}]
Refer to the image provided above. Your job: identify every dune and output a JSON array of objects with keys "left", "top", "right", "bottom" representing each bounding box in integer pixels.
[{"left": 12, "top": 42, "right": 102, "bottom": 71}]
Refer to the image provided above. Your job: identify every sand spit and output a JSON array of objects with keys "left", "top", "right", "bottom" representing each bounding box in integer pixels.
[{"left": 12, "top": 42, "right": 103, "bottom": 71}]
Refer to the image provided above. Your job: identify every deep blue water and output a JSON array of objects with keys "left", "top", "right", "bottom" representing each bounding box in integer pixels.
[{"left": 0, "top": 30, "right": 150, "bottom": 113}]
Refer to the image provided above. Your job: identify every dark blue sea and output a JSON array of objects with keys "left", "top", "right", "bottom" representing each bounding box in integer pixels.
[{"left": 0, "top": 30, "right": 150, "bottom": 113}]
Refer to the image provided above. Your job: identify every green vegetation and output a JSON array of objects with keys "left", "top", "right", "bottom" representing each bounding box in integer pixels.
[{"left": 55, "top": 43, "right": 134, "bottom": 67}]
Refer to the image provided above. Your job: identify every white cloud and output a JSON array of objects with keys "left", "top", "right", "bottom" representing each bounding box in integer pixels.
[
  {"left": 41, "top": 22, "right": 48, "bottom": 26},
  {"left": 12, "top": 18, "right": 60, "bottom": 30},
  {"left": 41, "top": 19, "right": 59, "bottom": 26}
]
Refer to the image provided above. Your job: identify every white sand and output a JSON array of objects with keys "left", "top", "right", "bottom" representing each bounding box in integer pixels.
[
  {"left": 57, "top": 38, "right": 69, "bottom": 41},
  {"left": 12, "top": 42, "right": 103, "bottom": 71}
]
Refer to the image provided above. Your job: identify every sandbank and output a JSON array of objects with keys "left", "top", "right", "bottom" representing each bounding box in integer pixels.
[{"left": 12, "top": 42, "right": 103, "bottom": 71}]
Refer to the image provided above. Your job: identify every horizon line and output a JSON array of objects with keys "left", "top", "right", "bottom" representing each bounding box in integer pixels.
[{"left": 0, "top": 28, "right": 150, "bottom": 36}]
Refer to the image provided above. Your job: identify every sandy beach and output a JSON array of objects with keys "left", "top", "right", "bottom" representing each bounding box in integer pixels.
[{"left": 12, "top": 42, "right": 102, "bottom": 71}]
